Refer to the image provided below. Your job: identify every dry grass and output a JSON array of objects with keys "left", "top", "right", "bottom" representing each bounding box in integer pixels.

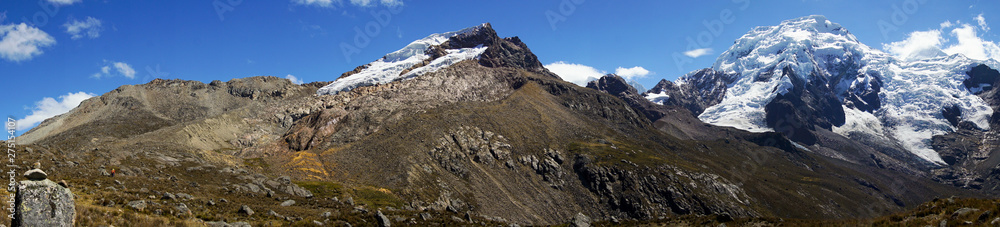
[{"left": 75, "top": 203, "right": 201, "bottom": 227}]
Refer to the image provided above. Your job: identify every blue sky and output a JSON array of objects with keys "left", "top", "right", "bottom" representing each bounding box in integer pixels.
[{"left": 1, "top": 0, "right": 998, "bottom": 133}]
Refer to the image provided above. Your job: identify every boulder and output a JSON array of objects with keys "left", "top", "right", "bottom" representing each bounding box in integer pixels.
[
  {"left": 952, "top": 207, "right": 979, "bottom": 217},
  {"left": 162, "top": 192, "right": 177, "bottom": 200},
  {"left": 330, "top": 220, "right": 353, "bottom": 227},
  {"left": 376, "top": 210, "right": 391, "bottom": 227},
  {"left": 206, "top": 221, "right": 252, "bottom": 227},
  {"left": 13, "top": 178, "right": 75, "bottom": 227},
  {"left": 23, "top": 169, "right": 47, "bottom": 180},
  {"left": 176, "top": 193, "right": 194, "bottom": 200},
  {"left": 268, "top": 210, "right": 285, "bottom": 219},
  {"left": 175, "top": 203, "right": 191, "bottom": 217},
  {"left": 273, "top": 176, "right": 314, "bottom": 198},
  {"left": 280, "top": 199, "right": 295, "bottom": 207},
  {"left": 205, "top": 221, "right": 229, "bottom": 227},
  {"left": 238, "top": 205, "right": 254, "bottom": 216},
  {"left": 127, "top": 200, "right": 148, "bottom": 211},
  {"left": 570, "top": 212, "right": 591, "bottom": 227}
]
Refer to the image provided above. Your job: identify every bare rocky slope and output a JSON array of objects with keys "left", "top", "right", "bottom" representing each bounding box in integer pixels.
[
  {"left": 10, "top": 23, "right": 994, "bottom": 226},
  {"left": 930, "top": 65, "right": 1000, "bottom": 190}
]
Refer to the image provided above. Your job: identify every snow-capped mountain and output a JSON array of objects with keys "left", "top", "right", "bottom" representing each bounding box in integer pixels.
[{"left": 655, "top": 15, "right": 1000, "bottom": 165}]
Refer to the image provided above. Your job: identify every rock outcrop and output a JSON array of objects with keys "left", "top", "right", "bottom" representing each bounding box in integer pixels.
[
  {"left": 13, "top": 167, "right": 75, "bottom": 227},
  {"left": 430, "top": 126, "right": 513, "bottom": 178},
  {"left": 643, "top": 69, "right": 733, "bottom": 116},
  {"left": 587, "top": 74, "right": 668, "bottom": 122},
  {"left": 573, "top": 154, "right": 756, "bottom": 219}
]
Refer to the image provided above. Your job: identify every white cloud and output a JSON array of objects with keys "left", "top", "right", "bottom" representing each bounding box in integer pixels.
[
  {"left": 293, "top": 0, "right": 336, "bottom": 8},
  {"left": 0, "top": 23, "right": 56, "bottom": 62},
  {"left": 975, "top": 13, "right": 989, "bottom": 32},
  {"left": 92, "top": 60, "right": 136, "bottom": 79},
  {"left": 614, "top": 66, "right": 651, "bottom": 80},
  {"left": 883, "top": 15, "right": 1000, "bottom": 63},
  {"left": 16, "top": 92, "right": 96, "bottom": 131},
  {"left": 940, "top": 21, "right": 954, "bottom": 29},
  {"left": 64, "top": 17, "right": 103, "bottom": 40},
  {"left": 883, "top": 30, "right": 946, "bottom": 61},
  {"left": 545, "top": 61, "right": 605, "bottom": 86},
  {"left": 943, "top": 24, "right": 1000, "bottom": 61},
  {"left": 114, "top": 62, "right": 135, "bottom": 78},
  {"left": 350, "top": 0, "right": 402, "bottom": 7},
  {"left": 46, "top": 0, "right": 81, "bottom": 6},
  {"left": 683, "top": 48, "right": 713, "bottom": 58},
  {"left": 285, "top": 74, "right": 304, "bottom": 84},
  {"left": 292, "top": 0, "right": 401, "bottom": 8}
]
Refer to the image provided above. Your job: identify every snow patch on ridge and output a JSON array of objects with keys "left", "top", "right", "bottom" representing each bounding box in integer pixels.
[
  {"left": 317, "top": 24, "right": 489, "bottom": 95},
  {"left": 644, "top": 91, "right": 670, "bottom": 105},
  {"left": 833, "top": 106, "right": 886, "bottom": 138},
  {"left": 399, "top": 46, "right": 487, "bottom": 79}
]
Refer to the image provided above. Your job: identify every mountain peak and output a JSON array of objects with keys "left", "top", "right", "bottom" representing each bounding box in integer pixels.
[
  {"left": 757, "top": 15, "right": 853, "bottom": 42},
  {"left": 444, "top": 23, "right": 496, "bottom": 48},
  {"left": 712, "top": 15, "right": 870, "bottom": 79},
  {"left": 774, "top": 15, "right": 848, "bottom": 37}
]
